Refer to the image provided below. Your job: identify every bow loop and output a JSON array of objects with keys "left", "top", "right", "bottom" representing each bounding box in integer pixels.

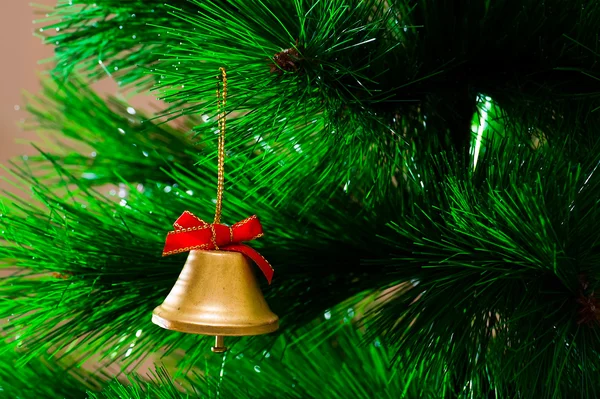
[
  {"left": 163, "top": 211, "right": 273, "bottom": 284},
  {"left": 173, "top": 210, "right": 209, "bottom": 230}
]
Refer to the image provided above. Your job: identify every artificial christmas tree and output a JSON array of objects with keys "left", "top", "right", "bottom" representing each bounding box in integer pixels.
[{"left": 1, "top": 1, "right": 600, "bottom": 398}]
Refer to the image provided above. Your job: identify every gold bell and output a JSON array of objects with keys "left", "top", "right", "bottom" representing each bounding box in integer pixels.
[{"left": 152, "top": 250, "right": 279, "bottom": 353}]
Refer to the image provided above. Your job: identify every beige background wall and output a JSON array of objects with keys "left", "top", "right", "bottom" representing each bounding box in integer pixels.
[
  {"left": 0, "top": 2, "right": 153, "bottom": 192},
  {"left": 0, "top": 1, "right": 52, "bottom": 166}
]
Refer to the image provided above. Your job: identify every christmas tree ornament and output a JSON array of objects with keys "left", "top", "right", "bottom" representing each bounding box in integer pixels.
[{"left": 152, "top": 68, "right": 278, "bottom": 353}]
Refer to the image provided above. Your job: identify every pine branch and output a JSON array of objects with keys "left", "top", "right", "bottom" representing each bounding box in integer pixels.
[
  {"left": 0, "top": 349, "right": 106, "bottom": 399},
  {"left": 40, "top": 0, "right": 196, "bottom": 87},
  {"left": 87, "top": 368, "right": 190, "bottom": 399},
  {"left": 90, "top": 321, "right": 450, "bottom": 399},
  {"left": 365, "top": 137, "right": 600, "bottom": 398},
  {"left": 0, "top": 139, "right": 389, "bottom": 372},
  {"left": 42, "top": 1, "right": 600, "bottom": 210},
  {"left": 24, "top": 78, "right": 197, "bottom": 187}
]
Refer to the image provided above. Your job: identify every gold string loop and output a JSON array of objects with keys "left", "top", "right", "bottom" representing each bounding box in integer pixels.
[{"left": 214, "top": 67, "right": 227, "bottom": 224}]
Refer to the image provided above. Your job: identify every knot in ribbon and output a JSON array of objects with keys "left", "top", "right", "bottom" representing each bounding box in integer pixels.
[{"left": 163, "top": 211, "right": 274, "bottom": 284}]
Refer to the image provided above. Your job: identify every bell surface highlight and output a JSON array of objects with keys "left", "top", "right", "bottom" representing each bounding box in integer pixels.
[{"left": 152, "top": 250, "right": 278, "bottom": 352}]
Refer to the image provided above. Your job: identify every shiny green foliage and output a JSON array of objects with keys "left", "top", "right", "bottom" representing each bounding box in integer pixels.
[
  {"left": 24, "top": 79, "right": 196, "bottom": 186},
  {"left": 43, "top": 0, "right": 600, "bottom": 209},
  {"left": 0, "top": 349, "right": 105, "bottom": 398},
  {"left": 3, "top": 0, "right": 600, "bottom": 398},
  {"left": 91, "top": 323, "right": 447, "bottom": 399},
  {"left": 371, "top": 140, "right": 600, "bottom": 397},
  {"left": 87, "top": 368, "right": 188, "bottom": 399},
  {"left": 4, "top": 82, "right": 600, "bottom": 399},
  {"left": 43, "top": 0, "right": 192, "bottom": 86}
]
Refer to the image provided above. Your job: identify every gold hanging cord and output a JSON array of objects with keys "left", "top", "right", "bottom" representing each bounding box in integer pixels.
[
  {"left": 212, "top": 66, "right": 227, "bottom": 352},
  {"left": 214, "top": 67, "right": 227, "bottom": 224}
]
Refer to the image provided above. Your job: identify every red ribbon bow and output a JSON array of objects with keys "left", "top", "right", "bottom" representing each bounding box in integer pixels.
[{"left": 163, "top": 211, "right": 274, "bottom": 284}]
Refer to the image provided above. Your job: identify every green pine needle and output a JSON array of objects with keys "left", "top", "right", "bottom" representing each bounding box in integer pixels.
[{"left": 0, "top": 349, "right": 106, "bottom": 399}]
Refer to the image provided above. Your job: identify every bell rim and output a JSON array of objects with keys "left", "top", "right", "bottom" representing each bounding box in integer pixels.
[{"left": 151, "top": 312, "right": 279, "bottom": 336}]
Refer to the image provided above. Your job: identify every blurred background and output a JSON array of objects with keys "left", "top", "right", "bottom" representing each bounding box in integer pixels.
[
  {"left": 0, "top": 1, "right": 52, "bottom": 168},
  {"left": 0, "top": 2, "right": 151, "bottom": 191}
]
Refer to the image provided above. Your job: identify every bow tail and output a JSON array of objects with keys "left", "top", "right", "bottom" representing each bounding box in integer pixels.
[{"left": 222, "top": 244, "right": 274, "bottom": 284}]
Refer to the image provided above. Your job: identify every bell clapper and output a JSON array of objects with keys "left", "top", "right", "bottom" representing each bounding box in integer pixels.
[{"left": 211, "top": 335, "right": 227, "bottom": 353}]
